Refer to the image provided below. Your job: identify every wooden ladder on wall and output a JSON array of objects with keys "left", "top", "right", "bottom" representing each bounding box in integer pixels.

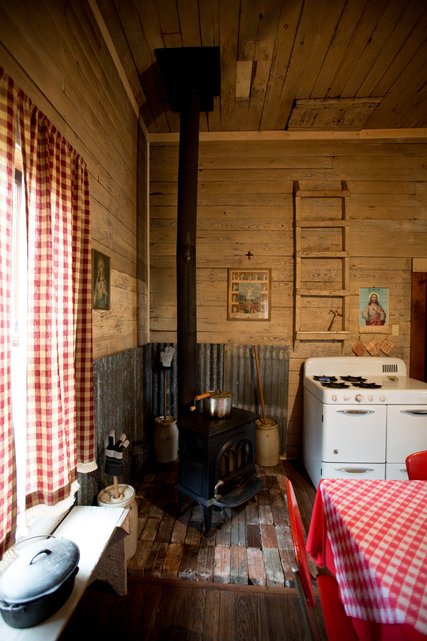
[{"left": 293, "top": 181, "right": 350, "bottom": 346}]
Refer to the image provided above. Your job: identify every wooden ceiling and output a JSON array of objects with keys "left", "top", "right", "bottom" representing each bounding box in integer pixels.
[{"left": 95, "top": 0, "right": 427, "bottom": 135}]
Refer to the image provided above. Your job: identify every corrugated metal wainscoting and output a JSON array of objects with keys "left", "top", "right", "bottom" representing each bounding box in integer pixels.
[
  {"left": 145, "top": 343, "right": 289, "bottom": 456},
  {"left": 77, "top": 347, "right": 146, "bottom": 505},
  {"left": 223, "top": 344, "right": 289, "bottom": 455}
]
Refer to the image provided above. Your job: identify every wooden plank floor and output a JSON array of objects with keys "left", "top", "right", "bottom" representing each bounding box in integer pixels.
[
  {"left": 60, "top": 574, "right": 326, "bottom": 641},
  {"left": 60, "top": 461, "right": 325, "bottom": 641},
  {"left": 127, "top": 460, "right": 312, "bottom": 587}
]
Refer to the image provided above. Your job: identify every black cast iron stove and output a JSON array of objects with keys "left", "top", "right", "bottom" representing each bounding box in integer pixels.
[{"left": 177, "top": 407, "right": 262, "bottom": 536}]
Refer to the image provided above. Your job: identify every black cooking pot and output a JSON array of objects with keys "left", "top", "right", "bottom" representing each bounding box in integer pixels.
[{"left": 0, "top": 537, "right": 79, "bottom": 628}]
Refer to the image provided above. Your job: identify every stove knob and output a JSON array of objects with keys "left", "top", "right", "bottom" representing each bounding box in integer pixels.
[
  {"left": 355, "top": 394, "right": 363, "bottom": 402},
  {"left": 332, "top": 394, "right": 337, "bottom": 402},
  {"left": 368, "top": 394, "right": 373, "bottom": 402},
  {"left": 344, "top": 395, "right": 350, "bottom": 401},
  {"left": 380, "top": 394, "right": 386, "bottom": 402}
]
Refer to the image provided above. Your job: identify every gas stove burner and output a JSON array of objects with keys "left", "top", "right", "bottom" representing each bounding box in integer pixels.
[
  {"left": 314, "top": 375, "right": 338, "bottom": 383},
  {"left": 341, "top": 375, "right": 367, "bottom": 383},
  {"left": 352, "top": 382, "right": 382, "bottom": 389},
  {"left": 322, "top": 382, "right": 350, "bottom": 389}
]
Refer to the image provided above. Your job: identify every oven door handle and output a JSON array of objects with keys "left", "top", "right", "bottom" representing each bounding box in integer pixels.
[
  {"left": 336, "top": 410, "right": 374, "bottom": 415},
  {"left": 335, "top": 467, "right": 374, "bottom": 474},
  {"left": 400, "top": 409, "right": 427, "bottom": 415}
]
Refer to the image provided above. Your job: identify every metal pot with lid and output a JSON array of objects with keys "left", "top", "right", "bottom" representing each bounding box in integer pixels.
[
  {"left": 191, "top": 390, "right": 233, "bottom": 417},
  {"left": 0, "top": 536, "right": 79, "bottom": 628}
]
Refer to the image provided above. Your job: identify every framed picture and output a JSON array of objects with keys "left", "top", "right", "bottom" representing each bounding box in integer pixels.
[
  {"left": 92, "top": 249, "right": 110, "bottom": 310},
  {"left": 227, "top": 269, "right": 271, "bottom": 320},
  {"left": 359, "top": 287, "right": 388, "bottom": 333}
]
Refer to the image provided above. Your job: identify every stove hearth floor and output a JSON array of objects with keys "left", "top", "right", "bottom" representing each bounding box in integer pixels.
[{"left": 128, "top": 460, "right": 315, "bottom": 587}]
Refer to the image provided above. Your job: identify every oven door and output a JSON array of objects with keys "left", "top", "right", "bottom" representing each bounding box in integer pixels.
[
  {"left": 322, "top": 404, "right": 386, "bottom": 462},
  {"left": 386, "top": 405, "right": 427, "bottom": 470}
]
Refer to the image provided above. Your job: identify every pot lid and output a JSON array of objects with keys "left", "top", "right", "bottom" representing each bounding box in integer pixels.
[{"left": 0, "top": 537, "right": 80, "bottom": 604}]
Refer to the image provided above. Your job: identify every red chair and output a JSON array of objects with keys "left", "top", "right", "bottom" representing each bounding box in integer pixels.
[
  {"left": 405, "top": 450, "right": 427, "bottom": 480},
  {"left": 286, "top": 479, "right": 358, "bottom": 641}
]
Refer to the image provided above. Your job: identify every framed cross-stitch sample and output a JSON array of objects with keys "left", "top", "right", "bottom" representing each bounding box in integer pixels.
[{"left": 227, "top": 269, "right": 271, "bottom": 320}]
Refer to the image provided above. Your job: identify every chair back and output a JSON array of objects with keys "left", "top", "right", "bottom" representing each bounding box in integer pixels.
[
  {"left": 405, "top": 450, "right": 427, "bottom": 480},
  {"left": 286, "top": 479, "right": 315, "bottom": 607}
]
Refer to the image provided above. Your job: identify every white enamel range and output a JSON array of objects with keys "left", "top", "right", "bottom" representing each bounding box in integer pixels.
[{"left": 303, "top": 356, "right": 427, "bottom": 488}]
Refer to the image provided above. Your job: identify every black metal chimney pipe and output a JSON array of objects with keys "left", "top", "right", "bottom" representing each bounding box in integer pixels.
[
  {"left": 176, "top": 93, "right": 200, "bottom": 417},
  {"left": 154, "top": 46, "right": 220, "bottom": 419}
]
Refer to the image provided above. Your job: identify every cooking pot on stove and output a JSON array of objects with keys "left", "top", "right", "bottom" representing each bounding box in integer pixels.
[
  {"left": 0, "top": 536, "right": 79, "bottom": 628},
  {"left": 192, "top": 390, "right": 233, "bottom": 417}
]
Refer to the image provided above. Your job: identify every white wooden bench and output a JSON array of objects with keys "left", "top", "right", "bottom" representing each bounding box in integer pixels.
[{"left": 0, "top": 505, "right": 130, "bottom": 641}]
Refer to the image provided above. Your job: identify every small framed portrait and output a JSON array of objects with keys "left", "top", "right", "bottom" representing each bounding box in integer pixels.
[
  {"left": 227, "top": 269, "right": 271, "bottom": 320},
  {"left": 92, "top": 249, "right": 110, "bottom": 310},
  {"left": 359, "top": 287, "right": 388, "bottom": 333}
]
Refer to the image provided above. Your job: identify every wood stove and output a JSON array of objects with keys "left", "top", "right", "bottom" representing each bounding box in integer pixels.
[
  {"left": 155, "top": 48, "right": 261, "bottom": 535},
  {"left": 177, "top": 407, "right": 262, "bottom": 536}
]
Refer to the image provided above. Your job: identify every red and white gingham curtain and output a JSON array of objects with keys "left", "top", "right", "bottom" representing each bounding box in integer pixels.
[
  {"left": 0, "top": 71, "right": 18, "bottom": 557},
  {"left": 0, "top": 68, "right": 95, "bottom": 553}
]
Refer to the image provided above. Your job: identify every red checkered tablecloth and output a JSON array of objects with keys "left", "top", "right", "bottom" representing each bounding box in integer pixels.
[{"left": 313, "top": 479, "right": 427, "bottom": 635}]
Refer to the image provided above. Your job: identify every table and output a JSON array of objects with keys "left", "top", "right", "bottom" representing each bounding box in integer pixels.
[{"left": 306, "top": 479, "right": 427, "bottom": 641}]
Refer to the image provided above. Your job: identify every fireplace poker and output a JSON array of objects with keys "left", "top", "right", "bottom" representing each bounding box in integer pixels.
[{"left": 252, "top": 345, "right": 266, "bottom": 424}]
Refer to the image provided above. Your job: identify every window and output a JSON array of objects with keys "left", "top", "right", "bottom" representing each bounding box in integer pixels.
[{"left": 0, "top": 68, "right": 94, "bottom": 555}]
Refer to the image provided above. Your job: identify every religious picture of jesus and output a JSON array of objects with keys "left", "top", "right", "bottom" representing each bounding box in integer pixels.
[{"left": 359, "top": 287, "right": 389, "bottom": 333}]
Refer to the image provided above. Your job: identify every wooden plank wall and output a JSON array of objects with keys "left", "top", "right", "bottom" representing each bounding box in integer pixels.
[
  {"left": 149, "top": 138, "right": 427, "bottom": 458},
  {"left": 1, "top": 0, "right": 427, "bottom": 460},
  {"left": 0, "top": 0, "right": 146, "bottom": 359}
]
